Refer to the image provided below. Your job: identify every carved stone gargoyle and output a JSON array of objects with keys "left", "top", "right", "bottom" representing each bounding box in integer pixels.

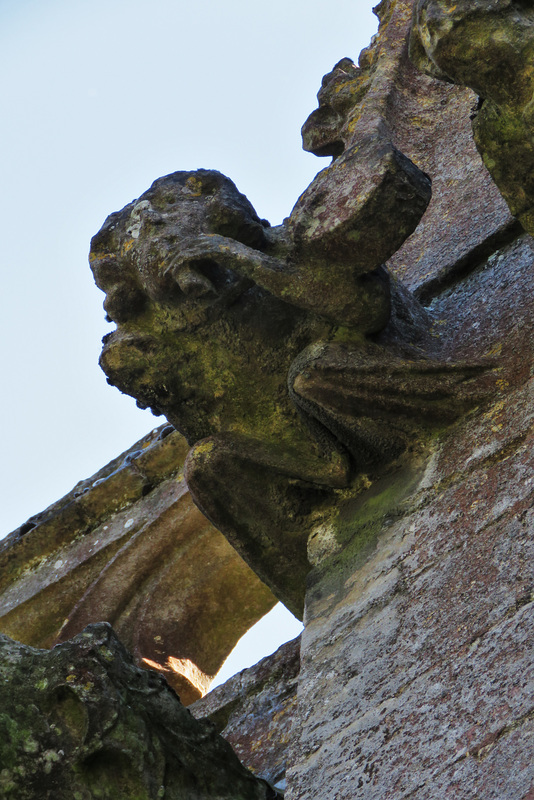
[
  {"left": 90, "top": 39, "right": 493, "bottom": 618},
  {"left": 410, "top": 0, "right": 534, "bottom": 235}
]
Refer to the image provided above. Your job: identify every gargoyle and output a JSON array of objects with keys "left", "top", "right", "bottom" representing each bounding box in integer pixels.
[
  {"left": 410, "top": 0, "right": 534, "bottom": 234},
  {"left": 90, "top": 54, "right": 492, "bottom": 617}
]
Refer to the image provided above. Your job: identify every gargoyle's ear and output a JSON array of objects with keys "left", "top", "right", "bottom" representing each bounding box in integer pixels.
[{"left": 205, "top": 196, "right": 268, "bottom": 250}]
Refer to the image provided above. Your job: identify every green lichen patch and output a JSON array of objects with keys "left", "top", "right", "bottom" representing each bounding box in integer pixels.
[
  {"left": 0, "top": 625, "right": 275, "bottom": 800},
  {"left": 306, "top": 451, "right": 429, "bottom": 609}
]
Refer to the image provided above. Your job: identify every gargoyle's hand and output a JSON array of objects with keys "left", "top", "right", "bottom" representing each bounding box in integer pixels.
[{"left": 164, "top": 233, "right": 290, "bottom": 298}]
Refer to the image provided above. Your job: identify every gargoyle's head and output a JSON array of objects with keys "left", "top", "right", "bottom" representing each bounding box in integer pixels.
[
  {"left": 89, "top": 170, "right": 324, "bottom": 443},
  {"left": 90, "top": 169, "right": 268, "bottom": 327}
]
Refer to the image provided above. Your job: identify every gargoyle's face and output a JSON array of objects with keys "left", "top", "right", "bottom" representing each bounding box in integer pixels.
[
  {"left": 90, "top": 169, "right": 267, "bottom": 328},
  {"left": 89, "top": 169, "right": 326, "bottom": 444}
]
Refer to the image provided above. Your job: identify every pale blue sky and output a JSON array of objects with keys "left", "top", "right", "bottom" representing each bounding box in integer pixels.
[{"left": 0, "top": 0, "right": 378, "bottom": 676}]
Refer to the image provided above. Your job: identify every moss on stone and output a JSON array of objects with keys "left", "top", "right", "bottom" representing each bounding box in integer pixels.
[{"left": 0, "top": 624, "right": 276, "bottom": 799}]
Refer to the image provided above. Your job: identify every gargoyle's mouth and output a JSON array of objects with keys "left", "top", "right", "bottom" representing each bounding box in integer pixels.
[{"left": 99, "top": 328, "right": 154, "bottom": 374}]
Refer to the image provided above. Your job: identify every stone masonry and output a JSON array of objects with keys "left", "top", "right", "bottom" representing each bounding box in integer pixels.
[
  {"left": 1, "top": 0, "right": 533, "bottom": 797},
  {"left": 285, "top": 2, "right": 534, "bottom": 797}
]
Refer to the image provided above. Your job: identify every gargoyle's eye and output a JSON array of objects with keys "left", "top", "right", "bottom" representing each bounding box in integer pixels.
[
  {"left": 103, "top": 283, "right": 147, "bottom": 322},
  {"left": 175, "top": 268, "right": 217, "bottom": 298},
  {"left": 91, "top": 255, "right": 121, "bottom": 292}
]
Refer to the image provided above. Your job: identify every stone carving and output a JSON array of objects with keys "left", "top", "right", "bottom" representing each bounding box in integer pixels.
[
  {"left": 0, "top": 622, "right": 279, "bottom": 799},
  {"left": 0, "top": 425, "right": 275, "bottom": 705},
  {"left": 90, "top": 24, "right": 494, "bottom": 616},
  {"left": 410, "top": 0, "right": 534, "bottom": 235}
]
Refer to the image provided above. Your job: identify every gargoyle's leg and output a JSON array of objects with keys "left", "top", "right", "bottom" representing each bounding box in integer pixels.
[
  {"left": 184, "top": 436, "right": 339, "bottom": 619},
  {"left": 289, "top": 342, "right": 495, "bottom": 472}
]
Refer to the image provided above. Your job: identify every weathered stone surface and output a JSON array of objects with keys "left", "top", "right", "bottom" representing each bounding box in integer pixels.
[
  {"left": 0, "top": 622, "right": 278, "bottom": 799},
  {"left": 284, "top": 5, "right": 534, "bottom": 791},
  {"left": 314, "top": 0, "right": 513, "bottom": 295},
  {"left": 0, "top": 425, "right": 275, "bottom": 705},
  {"left": 410, "top": 0, "right": 534, "bottom": 237},
  {"left": 24, "top": 0, "right": 531, "bottom": 796},
  {"left": 89, "top": 1, "right": 495, "bottom": 615},
  {"left": 191, "top": 637, "right": 300, "bottom": 793},
  {"left": 286, "top": 233, "right": 534, "bottom": 798}
]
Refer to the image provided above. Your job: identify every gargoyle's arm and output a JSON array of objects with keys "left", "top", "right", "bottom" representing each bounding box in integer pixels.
[
  {"left": 165, "top": 233, "right": 292, "bottom": 297},
  {"left": 166, "top": 233, "right": 390, "bottom": 332}
]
